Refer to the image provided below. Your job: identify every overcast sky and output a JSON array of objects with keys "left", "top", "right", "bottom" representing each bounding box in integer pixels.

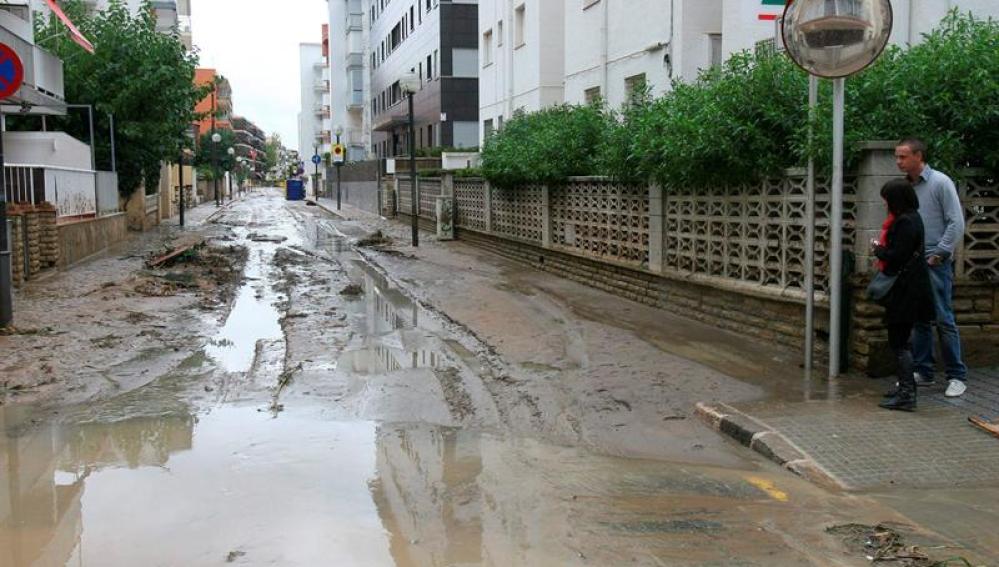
[{"left": 192, "top": 0, "right": 327, "bottom": 151}]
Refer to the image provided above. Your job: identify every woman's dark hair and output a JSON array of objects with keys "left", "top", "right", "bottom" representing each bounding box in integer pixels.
[{"left": 880, "top": 179, "right": 919, "bottom": 216}]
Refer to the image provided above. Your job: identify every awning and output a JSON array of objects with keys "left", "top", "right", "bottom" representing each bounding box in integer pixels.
[{"left": 44, "top": 0, "right": 95, "bottom": 54}]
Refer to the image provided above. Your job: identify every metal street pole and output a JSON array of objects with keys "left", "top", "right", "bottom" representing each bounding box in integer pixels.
[
  {"left": 211, "top": 89, "right": 219, "bottom": 207},
  {"left": 178, "top": 151, "right": 185, "bottom": 227},
  {"left": 335, "top": 132, "right": 342, "bottom": 210},
  {"left": 0, "top": 110, "right": 12, "bottom": 328},
  {"left": 108, "top": 113, "right": 116, "bottom": 173},
  {"left": 408, "top": 92, "right": 418, "bottom": 247},
  {"left": 829, "top": 78, "right": 845, "bottom": 378},
  {"left": 804, "top": 75, "right": 817, "bottom": 376}
]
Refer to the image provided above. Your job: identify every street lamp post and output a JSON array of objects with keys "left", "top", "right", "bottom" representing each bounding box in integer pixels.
[
  {"left": 334, "top": 125, "right": 344, "bottom": 211},
  {"left": 782, "top": 0, "right": 893, "bottom": 377},
  {"left": 227, "top": 147, "right": 235, "bottom": 201},
  {"left": 211, "top": 132, "right": 222, "bottom": 206},
  {"left": 400, "top": 72, "right": 420, "bottom": 247},
  {"left": 312, "top": 143, "right": 320, "bottom": 200}
]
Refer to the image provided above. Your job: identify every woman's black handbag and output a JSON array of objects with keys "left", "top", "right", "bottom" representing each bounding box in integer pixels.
[{"left": 866, "top": 271, "right": 898, "bottom": 306}]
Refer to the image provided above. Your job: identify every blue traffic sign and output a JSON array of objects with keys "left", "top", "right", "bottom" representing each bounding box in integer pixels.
[{"left": 312, "top": 154, "right": 322, "bottom": 165}]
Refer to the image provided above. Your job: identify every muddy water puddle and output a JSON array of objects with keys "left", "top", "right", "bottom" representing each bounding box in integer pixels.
[
  {"left": 206, "top": 225, "right": 299, "bottom": 373},
  {"left": 0, "top": 401, "right": 862, "bottom": 567}
]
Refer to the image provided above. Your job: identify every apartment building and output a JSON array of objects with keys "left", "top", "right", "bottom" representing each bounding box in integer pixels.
[
  {"left": 478, "top": 0, "right": 563, "bottom": 140},
  {"left": 367, "top": 0, "right": 479, "bottom": 158},
  {"left": 327, "top": 0, "right": 370, "bottom": 161},
  {"left": 298, "top": 42, "right": 330, "bottom": 159},
  {"left": 481, "top": 0, "right": 999, "bottom": 145},
  {"left": 32, "top": 0, "right": 193, "bottom": 48},
  {"left": 194, "top": 68, "right": 232, "bottom": 139},
  {"left": 231, "top": 116, "right": 266, "bottom": 181}
]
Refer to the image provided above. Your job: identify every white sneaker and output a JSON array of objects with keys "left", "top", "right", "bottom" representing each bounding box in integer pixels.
[{"left": 945, "top": 379, "right": 967, "bottom": 398}]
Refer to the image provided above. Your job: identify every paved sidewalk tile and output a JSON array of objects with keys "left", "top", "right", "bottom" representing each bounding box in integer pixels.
[{"left": 724, "top": 369, "right": 999, "bottom": 491}]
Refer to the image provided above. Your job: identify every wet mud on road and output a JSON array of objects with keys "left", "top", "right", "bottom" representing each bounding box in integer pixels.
[{"left": 1, "top": 191, "right": 993, "bottom": 566}]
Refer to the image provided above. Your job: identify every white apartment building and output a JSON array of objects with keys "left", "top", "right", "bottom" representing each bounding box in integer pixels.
[
  {"left": 481, "top": 0, "right": 999, "bottom": 144},
  {"left": 298, "top": 42, "right": 329, "bottom": 160},
  {"left": 327, "top": 0, "right": 371, "bottom": 161},
  {"left": 478, "top": 0, "right": 564, "bottom": 139},
  {"left": 31, "top": 0, "right": 193, "bottom": 48}
]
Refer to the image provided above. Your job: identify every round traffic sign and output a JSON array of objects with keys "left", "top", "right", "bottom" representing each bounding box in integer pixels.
[
  {"left": 312, "top": 154, "right": 322, "bottom": 165},
  {"left": 0, "top": 43, "right": 25, "bottom": 100}
]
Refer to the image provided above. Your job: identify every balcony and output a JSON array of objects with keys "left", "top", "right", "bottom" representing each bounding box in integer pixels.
[
  {"left": 345, "top": 52, "right": 363, "bottom": 69},
  {"left": 313, "top": 80, "right": 330, "bottom": 92}
]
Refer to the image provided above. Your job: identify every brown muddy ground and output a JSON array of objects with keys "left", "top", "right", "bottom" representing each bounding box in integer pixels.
[{"left": 1, "top": 190, "right": 993, "bottom": 567}]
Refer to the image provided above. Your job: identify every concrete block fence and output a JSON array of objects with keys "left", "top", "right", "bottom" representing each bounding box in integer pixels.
[{"left": 387, "top": 143, "right": 999, "bottom": 375}]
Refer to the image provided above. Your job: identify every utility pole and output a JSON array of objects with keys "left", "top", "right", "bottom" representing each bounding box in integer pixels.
[
  {"left": 211, "top": 87, "right": 219, "bottom": 207},
  {"left": 0, "top": 110, "right": 12, "bottom": 328},
  {"left": 178, "top": 150, "right": 186, "bottom": 227}
]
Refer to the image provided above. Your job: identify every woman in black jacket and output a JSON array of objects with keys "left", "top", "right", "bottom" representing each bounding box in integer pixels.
[{"left": 873, "top": 179, "right": 935, "bottom": 411}]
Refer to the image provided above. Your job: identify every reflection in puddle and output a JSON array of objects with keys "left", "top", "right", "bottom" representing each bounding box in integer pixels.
[
  {"left": 338, "top": 263, "right": 450, "bottom": 376},
  {"left": 206, "top": 231, "right": 285, "bottom": 373},
  {"left": 2, "top": 403, "right": 835, "bottom": 567}
]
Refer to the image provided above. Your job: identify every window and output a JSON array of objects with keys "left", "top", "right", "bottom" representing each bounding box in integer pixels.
[
  {"left": 709, "top": 33, "right": 723, "bottom": 69},
  {"left": 453, "top": 122, "right": 478, "bottom": 148},
  {"left": 483, "top": 119, "right": 494, "bottom": 138},
  {"left": 584, "top": 86, "right": 601, "bottom": 104},
  {"left": 514, "top": 4, "right": 525, "bottom": 47},
  {"left": 434, "top": 49, "right": 438, "bottom": 77},
  {"left": 427, "top": 54, "right": 433, "bottom": 78},
  {"left": 498, "top": 115, "right": 504, "bottom": 130},
  {"left": 625, "top": 73, "right": 647, "bottom": 102},
  {"left": 427, "top": 125, "right": 433, "bottom": 146},
  {"left": 410, "top": 6, "right": 414, "bottom": 30},
  {"left": 418, "top": 61, "right": 423, "bottom": 82},
  {"left": 453, "top": 48, "right": 479, "bottom": 77},
  {"left": 497, "top": 20, "right": 504, "bottom": 46},
  {"left": 483, "top": 29, "right": 493, "bottom": 66}
]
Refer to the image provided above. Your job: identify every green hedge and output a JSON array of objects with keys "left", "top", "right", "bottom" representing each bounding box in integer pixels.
[{"left": 481, "top": 11, "right": 998, "bottom": 188}]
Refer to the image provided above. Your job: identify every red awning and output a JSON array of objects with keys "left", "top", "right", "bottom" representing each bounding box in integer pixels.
[{"left": 44, "top": 0, "right": 95, "bottom": 54}]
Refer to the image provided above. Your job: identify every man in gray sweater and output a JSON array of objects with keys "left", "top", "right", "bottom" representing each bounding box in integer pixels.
[{"left": 895, "top": 138, "right": 967, "bottom": 397}]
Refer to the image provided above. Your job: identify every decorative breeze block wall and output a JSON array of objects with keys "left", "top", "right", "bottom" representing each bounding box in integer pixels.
[
  {"left": 454, "top": 178, "right": 487, "bottom": 232},
  {"left": 664, "top": 174, "right": 857, "bottom": 296},
  {"left": 550, "top": 179, "right": 650, "bottom": 269},
  {"left": 489, "top": 184, "right": 544, "bottom": 245}
]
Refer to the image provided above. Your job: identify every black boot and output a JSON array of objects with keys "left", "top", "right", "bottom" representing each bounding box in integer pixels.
[
  {"left": 883, "top": 381, "right": 900, "bottom": 398},
  {"left": 880, "top": 350, "right": 917, "bottom": 411}
]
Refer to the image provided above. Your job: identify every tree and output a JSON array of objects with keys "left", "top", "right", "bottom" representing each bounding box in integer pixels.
[
  {"left": 193, "top": 129, "right": 237, "bottom": 181},
  {"left": 34, "top": 0, "right": 208, "bottom": 196},
  {"left": 264, "top": 134, "right": 281, "bottom": 172}
]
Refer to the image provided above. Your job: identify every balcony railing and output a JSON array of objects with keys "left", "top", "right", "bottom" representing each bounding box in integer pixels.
[{"left": 4, "top": 164, "right": 119, "bottom": 218}]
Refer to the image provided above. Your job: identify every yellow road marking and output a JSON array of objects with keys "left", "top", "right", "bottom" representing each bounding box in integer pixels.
[{"left": 747, "top": 476, "right": 789, "bottom": 502}]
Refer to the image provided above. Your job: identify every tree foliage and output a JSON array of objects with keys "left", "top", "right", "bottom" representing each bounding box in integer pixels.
[
  {"left": 480, "top": 104, "right": 613, "bottom": 187},
  {"left": 482, "top": 11, "right": 999, "bottom": 188},
  {"left": 264, "top": 134, "right": 281, "bottom": 172},
  {"left": 35, "top": 0, "right": 207, "bottom": 196}
]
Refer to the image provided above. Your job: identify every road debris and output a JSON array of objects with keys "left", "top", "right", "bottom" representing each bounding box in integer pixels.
[
  {"left": 146, "top": 240, "right": 204, "bottom": 268},
  {"left": 826, "top": 523, "right": 976, "bottom": 566},
  {"left": 968, "top": 415, "right": 999, "bottom": 439}
]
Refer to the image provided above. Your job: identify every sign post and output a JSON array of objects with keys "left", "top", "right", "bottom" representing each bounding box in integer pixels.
[
  {"left": 0, "top": 42, "right": 25, "bottom": 328},
  {"left": 782, "top": 0, "right": 893, "bottom": 377},
  {"left": 332, "top": 143, "right": 345, "bottom": 211},
  {"left": 311, "top": 153, "right": 322, "bottom": 201}
]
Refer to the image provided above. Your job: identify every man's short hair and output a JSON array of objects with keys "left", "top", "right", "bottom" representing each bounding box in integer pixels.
[{"left": 897, "top": 138, "right": 928, "bottom": 161}]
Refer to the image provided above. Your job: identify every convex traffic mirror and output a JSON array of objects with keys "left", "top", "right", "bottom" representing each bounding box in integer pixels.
[{"left": 782, "top": 0, "right": 893, "bottom": 78}]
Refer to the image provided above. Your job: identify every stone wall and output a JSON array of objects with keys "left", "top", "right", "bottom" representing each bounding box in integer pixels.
[
  {"left": 57, "top": 213, "right": 129, "bottom": 268},
  {"left": 5, "top": 204, "right": 61, "bottom": 286},
  {"left": 389, "top": 144, "right": 999, "bottom": 375}
]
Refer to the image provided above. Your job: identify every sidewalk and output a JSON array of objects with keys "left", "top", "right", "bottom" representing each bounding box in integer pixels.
[{"left": 698, "top": 369, "right": 999, "bottom": 491}]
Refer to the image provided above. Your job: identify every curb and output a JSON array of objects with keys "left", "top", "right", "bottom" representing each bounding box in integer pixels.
[{"left": 694, "top": 402, "right": 848, "bottom": 491}]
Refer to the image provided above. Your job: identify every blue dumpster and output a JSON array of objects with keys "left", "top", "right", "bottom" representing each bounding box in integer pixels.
[{"left": 286, "top": 179, "right": 305, "bottom": 201}]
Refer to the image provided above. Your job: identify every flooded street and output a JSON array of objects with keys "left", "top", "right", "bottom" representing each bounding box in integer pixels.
[{"left": 2, "top": 191, "right": 995, "bottom": 566}]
